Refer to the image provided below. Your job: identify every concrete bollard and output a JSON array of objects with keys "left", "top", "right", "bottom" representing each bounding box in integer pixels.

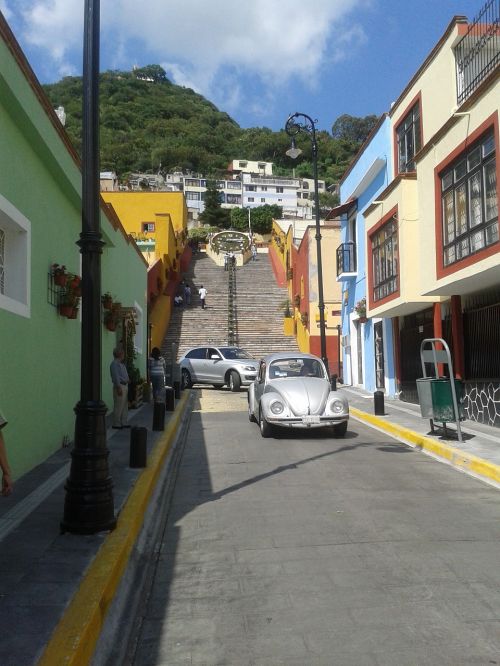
[
  {"left": 173, "top": 380, "right": 181, "bottom": 399},
  {"left": 152, "top": 401, "right": 165, "bottom": 430},
  {"left": 374, "top": 390, "right": 385, "bottom": 416},
  {"left": 129, "top": 426, "right": 147, "bottom": 468},
  {"left": 165, "top": 387, "right": 175, "bottom": 412}
]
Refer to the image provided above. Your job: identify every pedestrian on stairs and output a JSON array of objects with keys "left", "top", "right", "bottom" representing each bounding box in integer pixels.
[
  {"left": 198, "top": 285, "right": 207, "bottom": 309},
  {"left": 184, "top": 283, "right": 192, "bottom": 305}
]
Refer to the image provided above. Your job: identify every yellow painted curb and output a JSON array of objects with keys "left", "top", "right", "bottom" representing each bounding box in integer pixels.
[
  {"left": 39, "top": 391, "right": 191, "bottom": 666},
  {"left": 351, "top": 406, "right": 500, "bottom": 485}
]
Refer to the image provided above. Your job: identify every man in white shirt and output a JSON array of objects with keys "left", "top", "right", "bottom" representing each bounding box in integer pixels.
[{"left": 198, "top": 285, "right": 207, "bottom": 309}]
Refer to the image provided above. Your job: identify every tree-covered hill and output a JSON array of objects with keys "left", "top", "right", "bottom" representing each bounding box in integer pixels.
[{"left": 43, "top": 64, "right": 378, "bottom": 188}]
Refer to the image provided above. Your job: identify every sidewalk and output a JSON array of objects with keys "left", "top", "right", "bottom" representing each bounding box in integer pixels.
[
  {"left": 0, "top": 392, "right": 191, "bottom": 666},
  {"left": 341, "top": 384, "right": 500, "bottom": 489}
]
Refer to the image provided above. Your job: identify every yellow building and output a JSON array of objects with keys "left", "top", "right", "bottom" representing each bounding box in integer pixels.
[
  {"left": 101, "top": 192, "right": 189, "bottom": 349},
  {"left": 101, "top": 191, "right": 188, "bottom": 267}
]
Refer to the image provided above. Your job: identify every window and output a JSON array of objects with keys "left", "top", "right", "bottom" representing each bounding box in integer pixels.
[
  {"left": 248, "top": 197, "right": 254, "bottom": 202},
  {"left": 0, "top": 194, "right": 30, "bottom": 317},
  {"left": 246, "top": 185, "right": 256, "bottom": 192},
  {"left": 441, "top": 131, "right": 498, "bottom": 267},
  {"left": 238, "top": 161, "right": 247, "bottom": 168},
  {"left": 186, "top": 347, "right": 206, "bottom": 359},
  {"left": 371, "top": 214, "right": 398, "bottom": 302},
  {"left": 260, "top": 186, "right": 268, "bottom": 191},
  {"left": 142, "top": 222, "right": 155, "bottom": 233},
  {"left": 186, "top": 192, "right": 200, "bottom": 200},
  {"left": 260, "top": 198, "right": 266, "bottom": 203},
  {"left": 226, "top": 194, "right": 241, "bottom": 204},
  {"left": 396, "top": 102, "right": 421, "bottom": 173},
  {"left": 276, "top": 187, "right": 283, "bottom": 193},
  {"left": 302, "top": 182, "right": 309, "bottom": 190}
]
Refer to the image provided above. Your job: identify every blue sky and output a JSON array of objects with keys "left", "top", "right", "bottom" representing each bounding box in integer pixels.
[{"left": 1, "top": 0, "right": 480, "bottom": 133}]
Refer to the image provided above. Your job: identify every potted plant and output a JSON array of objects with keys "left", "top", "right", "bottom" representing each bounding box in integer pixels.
[
  {"left": 354, "top": 297, "right": 367, "bottom": 322},
  {"left": 301, "top": 311, "right": 309, "bottom": 326},
  {"left": 101, "top": 292, "right": 113, "bottom": 309},
  {"left": 293, "top": 293, "right": 301, "bottom": 307},
  {"left": 52, "top": 263, "right": 68, "bottom": 287},
  {"left": 103, "top": 302, "right": 121, "bottom": 331}
]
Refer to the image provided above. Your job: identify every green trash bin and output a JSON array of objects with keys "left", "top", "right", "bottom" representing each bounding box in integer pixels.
[
  {"left": 417, "top": 378, "right": 465, "bottom": 422},
  {"left": 431, "top": 378, "right": 465, "bottom": 422}
]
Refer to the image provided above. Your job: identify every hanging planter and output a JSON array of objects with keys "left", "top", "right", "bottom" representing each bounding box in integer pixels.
[
  {"left": 58, "top": 303, "right": 75, "bottom": 318},
  {"left": 101, "top": 292, "right": 113, "bottom": 310},
  {"left": 52, "top": 263, "right": 68, "bottom": 287},
  {"left": 354, "top": 297, "right": 367, "bottom": 321}
]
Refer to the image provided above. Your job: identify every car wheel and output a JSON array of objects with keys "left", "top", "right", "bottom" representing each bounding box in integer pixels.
[
  {"left": 181, "top": 369, "right": 192, "bottom": 389},
  {"left": 248, "top": 400, "right": 256, "bottom": 423},
  {"left": 259, "top": 408, "right": 273, "bottom": 438},
  {"left": 333, "top": 421, "right": 348, "bottom": 438},
  {"left": 228, "top": 370, "right": 241, "bottom": 392},
  {"left": 212, "top": 384, "right": 224, "bottom": 389}
]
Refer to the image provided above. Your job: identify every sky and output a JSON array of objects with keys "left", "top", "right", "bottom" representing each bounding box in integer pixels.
[{"left": 0, "top": 0, "right": 482, "bottom": 133}]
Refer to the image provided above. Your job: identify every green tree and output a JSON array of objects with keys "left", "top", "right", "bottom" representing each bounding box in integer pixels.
[
  {"left": 331, "top": 114, "right": 379, "bottom": 144},
  {"left": 199, "top": 180, "right": 231, "bottom": 228}
]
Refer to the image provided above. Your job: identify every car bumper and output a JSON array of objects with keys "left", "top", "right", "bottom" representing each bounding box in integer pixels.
[
  {"left": 241, "top": 374, "right": 258, "bottom": 386},
  {"left": 266, "top": 416, "right": 348, "bottom": 429}
]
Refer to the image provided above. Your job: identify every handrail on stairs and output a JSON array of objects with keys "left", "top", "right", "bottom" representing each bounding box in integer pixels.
[{"left": 227, "top": 258, "right": 238, "bottom": 345}]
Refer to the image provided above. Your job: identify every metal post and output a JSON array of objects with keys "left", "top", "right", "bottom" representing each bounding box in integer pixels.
[
  {"left": 336, "top": 324, "right": 342, "bottom": 382},
  {"left": 61, "top": 0, "right": 116, "bottom": 534},
  {"left": 285, "top": 113, "right": 328, "bottom": 375}
]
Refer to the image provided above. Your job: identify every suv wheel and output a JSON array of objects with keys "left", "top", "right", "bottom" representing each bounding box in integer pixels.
[
  {"left": 181, "top": 369, "right": 192, "bottom": 389},
  {"left": 228, "top": 370, "right": 241, "bottom": 392}
]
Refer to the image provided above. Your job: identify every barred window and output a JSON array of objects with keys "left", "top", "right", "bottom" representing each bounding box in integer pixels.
[
  {"left": 396, "top": 102, "right": 421, "bottom": 173},
  {"left": 372, "top": 215, "right": 398, "bottom": 302},
  {"left": 441, "top": 131, "right": 498, "bottom": 267}
]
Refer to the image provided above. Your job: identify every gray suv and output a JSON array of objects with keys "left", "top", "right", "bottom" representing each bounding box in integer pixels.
[{"left": 179, "top": 346, "right": 258, "bottom": 391}]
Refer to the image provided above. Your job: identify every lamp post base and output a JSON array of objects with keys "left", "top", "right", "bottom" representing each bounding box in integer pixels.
[{"left": 61, "top": 400, "right": 116, "bottom": 534}]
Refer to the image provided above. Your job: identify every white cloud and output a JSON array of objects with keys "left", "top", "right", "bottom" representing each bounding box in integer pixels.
[{"left": 8, "top": 0, "right": 367, "bottom": 115}]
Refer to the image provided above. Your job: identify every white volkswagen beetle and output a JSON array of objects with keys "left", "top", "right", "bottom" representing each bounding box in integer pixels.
[{"left": 248, "top": 353, "right": 349, "bottom": 438}]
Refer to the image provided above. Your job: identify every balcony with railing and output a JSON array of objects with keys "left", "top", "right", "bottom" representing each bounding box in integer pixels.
[
  {"left": 336, "top": 242, "right": 357, "bottom": 279},
  {"left": 455, "top": 0, "right": 500, "bottom": 105}
]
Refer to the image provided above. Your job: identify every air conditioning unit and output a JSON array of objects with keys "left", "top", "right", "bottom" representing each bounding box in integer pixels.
[{"left": 341, "top": 334, "right": 350, "bottom": 347}]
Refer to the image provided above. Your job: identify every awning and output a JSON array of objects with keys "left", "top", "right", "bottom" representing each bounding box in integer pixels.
[{"left": 325, "top": 199, "right": 357, "bottom": 221}]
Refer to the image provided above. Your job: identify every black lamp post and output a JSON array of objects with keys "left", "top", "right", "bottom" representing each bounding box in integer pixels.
[
  {"left": 285, "top": 112, "right": 329, "bottom": 375},
  {"left": 61, "top": 0, "right": 116, "bottom": 534}
]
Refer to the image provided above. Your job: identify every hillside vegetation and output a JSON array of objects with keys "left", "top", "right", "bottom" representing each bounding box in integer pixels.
[{"left": 43, "top": 64, "right": 377, "bottom": 188}]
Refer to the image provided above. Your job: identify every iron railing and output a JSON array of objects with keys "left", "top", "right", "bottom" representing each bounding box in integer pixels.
[
  {"left": 227, "top": 258, "right": 238, "bottom": 345},
  {"left": 336, "top": 241, "right": 357, "bottom": 277},
  {"left": 455, "top": 0, "right": 500, "bottom": 105}
]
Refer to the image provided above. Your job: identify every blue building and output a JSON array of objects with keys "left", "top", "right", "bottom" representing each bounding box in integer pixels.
[{"left": 336, "top": 115, "right": 397, "bottom": 396}]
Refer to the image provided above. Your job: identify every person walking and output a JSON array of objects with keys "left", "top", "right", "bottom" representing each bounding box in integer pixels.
[
  {"left": 198, "top": 285, "right": 207, "bottom": 309},
  {"left": 0, "top": 411, "right": 13, "bottom": 496},
  {"left": 110, "top": 347, "right": 130, "bottom": 429},
  {"left": 184, "top": 283, "right": 192, "bottom": 305},
  {"left": 148, "top": 347, "right": 166, "bottom": 401},
  {"left": 251, "top": 243, "right": 257, "bottom": 261}
]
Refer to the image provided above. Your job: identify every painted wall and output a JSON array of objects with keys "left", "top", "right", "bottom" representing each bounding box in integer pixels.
[
  {"left": 339, "top": 116, "right": 397, "bottom": 393},
  {"left": 0, "top": 18, "right": 147, "bottom": 479},
  {"left": 417, "top": 97, "right": 500, "bottom": 297}
]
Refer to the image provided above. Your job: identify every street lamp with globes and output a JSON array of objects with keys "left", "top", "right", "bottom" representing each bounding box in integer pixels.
[{"left": 285, "top": 112, "right": 329, "bottom": 375}]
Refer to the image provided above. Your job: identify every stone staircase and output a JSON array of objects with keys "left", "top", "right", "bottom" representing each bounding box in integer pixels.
[{"left": 160, "top": 252, "right": 299, "bottom": 363}]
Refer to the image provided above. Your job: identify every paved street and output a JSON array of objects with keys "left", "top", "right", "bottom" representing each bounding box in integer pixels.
[{"left": 127, "top": 388, "right": 500, "bottom": 665}]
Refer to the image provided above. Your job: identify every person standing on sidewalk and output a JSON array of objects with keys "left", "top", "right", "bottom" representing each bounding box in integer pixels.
[
  {"left": 110, "top": 347, "right": 130, "bottom": 429},
  {"left": 198, "top": 285, "right": 207, "bottom": 309},
  {"left": 148, "top": 347, "right": 166, "bottom": 401},
  {"left": 0, "top": 412, "right": 13, "bottom": 496}
]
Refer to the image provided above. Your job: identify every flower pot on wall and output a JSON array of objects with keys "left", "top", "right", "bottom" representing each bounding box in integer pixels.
[
  {"left": 358, "top": 316, "right": 368, "bottom": 324},
  {"left": 54, "top": 274, "right": 68, "bottom": 287}
]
